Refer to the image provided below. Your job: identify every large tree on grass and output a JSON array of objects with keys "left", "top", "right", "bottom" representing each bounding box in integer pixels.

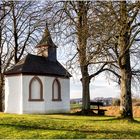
[
  {"left": 94, "top": 1, "right": 140, "bottom": 119},
  {"left": 49, "top": 1, "right": 140, "bottom": 118},
  {"left": 112, "top": 1, "right": 140, "bottom": 119},
  {"left": 47, "top": 1, "right": 110, "bottom": 114}
]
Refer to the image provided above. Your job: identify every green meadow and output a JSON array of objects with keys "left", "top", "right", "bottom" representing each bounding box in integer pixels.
[{"left": 0, "top": 113, "right": 140, "bottom": 139}]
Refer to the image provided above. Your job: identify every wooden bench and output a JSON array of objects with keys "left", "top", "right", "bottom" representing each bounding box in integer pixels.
[{"left": 90, "top": 101, "right": 107, "bottom": 115}]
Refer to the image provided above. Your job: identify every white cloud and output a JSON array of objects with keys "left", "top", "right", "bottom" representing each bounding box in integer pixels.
[{"left": 70, "top": 74, "right": 120, "bottom": 99}]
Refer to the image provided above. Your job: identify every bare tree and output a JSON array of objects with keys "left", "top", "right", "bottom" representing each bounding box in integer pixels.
[
  {"left": 7, "top": 1, "right": 47, "bottom": 64},
  {"left": 0, "top": 1, "right": 49, "bottom": 111},
  {"left": 112, "top": 1, "right": 140, "bottom": 120},
  {"left": 0, "top": 1, "right": 12, "bottom": 111},
  {"left": 48, "top": 1, "right": 140, "bottom": 118},
  {"left": 92, "top": 1, "right": 140, "bottom": 120},
  {"left": 47, "top": 1, "right": 110, "bottom": 114}
]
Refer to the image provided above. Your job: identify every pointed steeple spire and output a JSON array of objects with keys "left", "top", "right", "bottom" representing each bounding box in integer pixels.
[
  {"left": 36, "top": 23, "right": 57, "bottom": 61},
  {"left": 36, "top": 23, "right": 57, "bottom": 48}
]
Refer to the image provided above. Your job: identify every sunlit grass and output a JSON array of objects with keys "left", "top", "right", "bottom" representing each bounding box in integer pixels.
[{"left": 0, "top": 113, "right": 140, "bottom": 139}]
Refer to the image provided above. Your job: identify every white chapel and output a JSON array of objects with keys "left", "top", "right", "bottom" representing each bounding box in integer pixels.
[{"left": 4, "top": 25, "right": 71, "bottom": 114}]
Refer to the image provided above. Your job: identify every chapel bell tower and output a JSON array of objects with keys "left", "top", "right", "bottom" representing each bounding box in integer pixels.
[{"left": 36, "top": 23, "right": 57, "bottom": 61}]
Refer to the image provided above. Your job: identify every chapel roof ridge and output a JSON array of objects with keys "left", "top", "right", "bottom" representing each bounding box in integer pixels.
[{"left": 4, "top": 53, "right": 72, "bottom": 78}]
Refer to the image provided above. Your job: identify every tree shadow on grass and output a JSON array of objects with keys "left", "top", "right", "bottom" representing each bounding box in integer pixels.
[
  {"left": 52, "top": 116, "right": 117, "bottom": 122},
  {"left": 50, "top": 114, "right": 140, "bottom": 124},
  {"left": 42, "top": 112, "right": 129, "bottom": 122},
  {"left": 131, "top": 119, "right": 140, "bottom": 124},
  {"left": 0, "top": 123, "right": 86, "bottom": 139},
  {"left": 87, "top": 117, "right": 140, "bottom": 123},
  {"left": 42, "top": 114, "right": 114, "bottom": 122},
  {"left": 64, "top": 111, "right": 140, "bottom": 123},
  {"left": 0, "top": 123, "right": 140, "bottom": 139}
]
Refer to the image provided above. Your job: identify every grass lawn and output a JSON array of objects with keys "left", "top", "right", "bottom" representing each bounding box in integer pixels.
[{"left": 0, "top": 113, "right": 140, "bottom": 139}]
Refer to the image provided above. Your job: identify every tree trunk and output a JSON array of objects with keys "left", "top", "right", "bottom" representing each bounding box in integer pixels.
[
  {"left": 120, "top": 51, "right": 133, "bottom": 119},
  {"left": 0, "top": 74, "right": 4, "bottom": 112},
  {"left": 12, "top": 1, "right": 18, "bottom": 64},
  {"left": 0, "top": 87, "right": 2, "bottom": 112},
  {"left": 81, "top": 65, "right": 90, "bottom": 113},
  {"left": 0, "top": 11, "right": 3, "bottom": 112},
  {"left": 77, "top": 2, "right": 91, "bottom": 114},
  {"left": 118, "top": 1, "right": 133, "bottom": 120}
]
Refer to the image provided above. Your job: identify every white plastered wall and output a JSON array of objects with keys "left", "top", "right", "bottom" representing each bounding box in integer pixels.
[
  {"left": 4, "top": 75, "right": 22, "bottom": 114},
  {"left": 22, "top": 75, "right": 70, "bottom": 114}
]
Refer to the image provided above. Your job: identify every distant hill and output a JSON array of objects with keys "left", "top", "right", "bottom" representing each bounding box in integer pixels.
[
  {"left": 70, "top": 98, "right": 82, "bottom": 104},
  {"left": 70, "top": 97, "right": 115, "bottom": 106}
]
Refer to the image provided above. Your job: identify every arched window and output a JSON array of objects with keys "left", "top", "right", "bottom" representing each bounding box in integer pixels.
[
  {"left": 52, "top": 78, "right": 61, "bottom": 101},
  {"left": 29, "top": 76, "right": 44, "bottom": 101}
]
